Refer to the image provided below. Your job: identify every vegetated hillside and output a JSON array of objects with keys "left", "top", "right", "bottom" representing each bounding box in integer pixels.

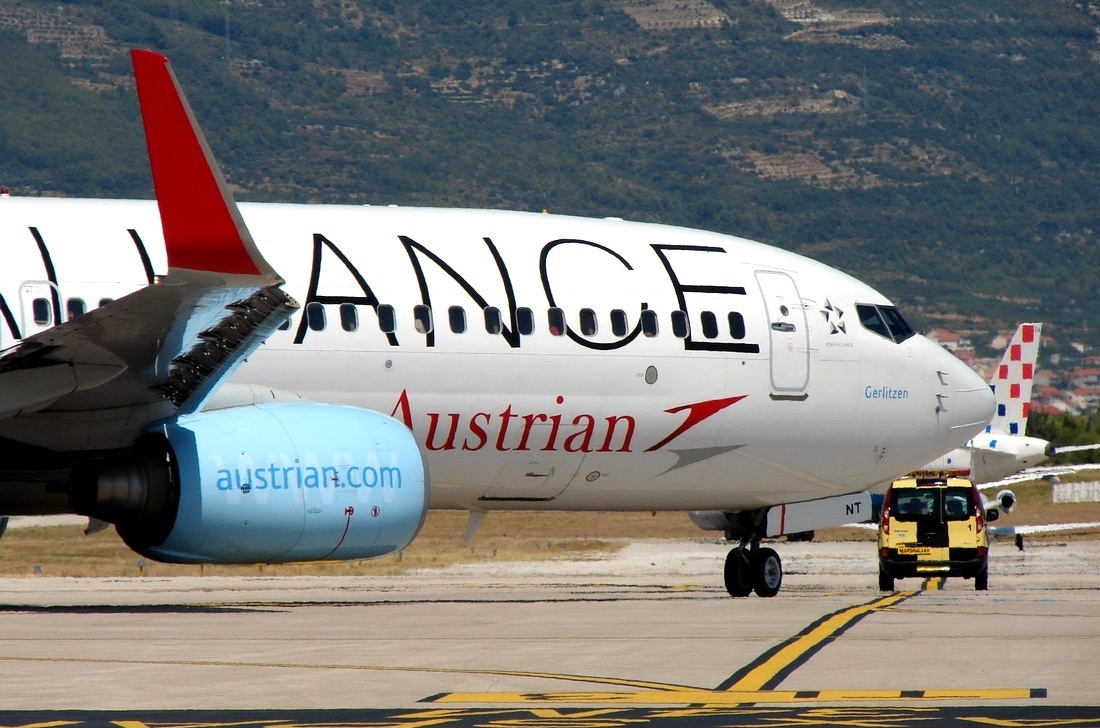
[{"left": 0, "top": 0, "right": 1097, "bottom": 359}]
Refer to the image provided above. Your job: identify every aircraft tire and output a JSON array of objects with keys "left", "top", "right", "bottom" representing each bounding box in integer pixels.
[
  {"left": 752, "top": 547, "right": 782, "bottom": 598},
  {"left": 974, "top": 566, "right": 988, "bottom": 591},
  {"left": 878, "top": 568, "right": 894, "bottom": 592},
  {"left": 723, "top": 549, "right": 753, "bottom": 597}
]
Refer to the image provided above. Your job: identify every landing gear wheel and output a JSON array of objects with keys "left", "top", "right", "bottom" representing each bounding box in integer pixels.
[
  {"left": 878, "top": 568, "right": 895, "bottom": 592},
  {"left": 723, "top": 549, "right": 753, "bottom": 597},
  {"left": 752, "top": 547, "right": 783, "bottom": 598},
  {"left": 974, "top": 566, "right": 988, "bottom": 591}
]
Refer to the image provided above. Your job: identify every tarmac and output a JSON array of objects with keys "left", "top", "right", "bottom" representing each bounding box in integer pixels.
[{"left": 1, "top": 537, "right": 1099, "bottom": 724}]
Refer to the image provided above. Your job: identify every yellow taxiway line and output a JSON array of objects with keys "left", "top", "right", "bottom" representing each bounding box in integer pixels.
[
  {"left": 428, "top": 591, "right": 1045, "bottom": 706},
  {"left": 717, "top": 591, "right": 912, "bottom": 692},
  {"left": 430, "top": 687, "right": 1045, "bottom": 705}
]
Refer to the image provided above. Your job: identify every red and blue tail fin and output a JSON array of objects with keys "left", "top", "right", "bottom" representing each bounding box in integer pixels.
[{"left": 986, "top": 323, "right": 1042, "bottom": 436}]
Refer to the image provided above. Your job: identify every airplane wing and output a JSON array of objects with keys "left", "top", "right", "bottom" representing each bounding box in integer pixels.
[
  {"left": 990, "top": 521, "right": 1100, "bottom": 538},
  {"left": 0, "top": 50, "right": 296, "bottom": 452},
  {"left": 1052, "top": 444, "right": 1100, "bottom": 455},
  {"left": 846, "top": 518, "right": 1100, "bottom": 536},
  {"left": 978, "top": 463, "right": 1100, "bottom": 491}
]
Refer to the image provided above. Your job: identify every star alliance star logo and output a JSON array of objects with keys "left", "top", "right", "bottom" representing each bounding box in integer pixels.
[{"left": 820, "top": 299, "right": 846, "bottom": 335}]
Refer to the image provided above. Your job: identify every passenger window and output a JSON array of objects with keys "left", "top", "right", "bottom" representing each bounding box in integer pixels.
[
  {"left": 32, "top": 298, "right": 50, "bottom": 326},
  {"left": 278, "top": 318, "right": 291, "bottom": 331},
  {"left": 548, "top": 308, "right": 566, "bottom": 336},
  {"left": 306, "top": 302, "right": 326, "bottom": 331},
  {"left": 484, "top": 306, "right": 503, "bottom": 335},
  {"left": 728, "top": 312, "right": 746, "bottom": 339},
  {"left": 610, "top": 309, "right": 628, "bottom": 337},
  {"left": 377, "top": 304, "right": 396, "bottom": 334},
  {"left": 641, "top": 309, "right": 659, "bottom": 338},
  {"left": 579, "top": 309, "right": 598, "bottom": 336},
  {"left": 516, "top": 307, "right": 535, "bottom": 335},
  {"left": 700, "top": 311, "right": 718, "bottom": 339},
  {"left": 857, "top": 304, "right": 892, "bottom": 341},
  {"left": 671, "top": 310, "right": 689, "bottom": 339},
  {"left": 98, "top": 298, "right": 114, "bottom": 308},
  {"left": 339, "top": 303, "right": 358, "bottom": 332},
  {"left": 413, "top": 305, "right": 433, "bottom": 334},
  {"left": 66, "top": 298, "right": 86, "bottom": 321},
  {"left": 449, "top": 306, "right": 466, "bottom": 334}
]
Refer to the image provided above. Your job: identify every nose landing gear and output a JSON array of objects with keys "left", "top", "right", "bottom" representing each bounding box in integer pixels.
[
  {"left": 725, "top": 544, "right": 783, "bottom": 597},
  {"left": 722, "top": 509, "right": 784, "bottom": 598}
]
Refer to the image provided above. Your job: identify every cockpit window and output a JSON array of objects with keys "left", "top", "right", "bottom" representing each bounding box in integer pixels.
[
  {"left": 879, "top": 306, "right": 915, "bottom": 343},
  {"left": 857, "top": 304, "right": 891, "bottom": 340},
  {"left": 857, "top": 304, "right": 915, "bottom": 344}
]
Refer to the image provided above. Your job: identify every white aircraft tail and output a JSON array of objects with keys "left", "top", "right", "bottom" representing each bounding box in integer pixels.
[{"left": 986, "top": 323, "right": 1041, "bottom": 436}]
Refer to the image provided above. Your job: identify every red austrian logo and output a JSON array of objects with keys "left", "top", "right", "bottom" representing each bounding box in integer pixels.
[{"left": 391, "top": 390, "right": 746, "bottom": 454}]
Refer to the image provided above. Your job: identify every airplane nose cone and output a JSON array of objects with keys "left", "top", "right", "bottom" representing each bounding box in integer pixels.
[{"left": 942, "top": 355, "right": 995, "bottom": 445}]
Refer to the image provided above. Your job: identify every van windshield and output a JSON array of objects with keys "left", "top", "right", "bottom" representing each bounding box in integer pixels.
[{"left": 890, "top": 486, "right": 974, "bottom": 522}]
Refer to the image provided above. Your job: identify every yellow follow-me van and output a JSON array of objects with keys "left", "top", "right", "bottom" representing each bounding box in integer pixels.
[{"left": 878, "top": 476, "right": 990, "bottom": 591}]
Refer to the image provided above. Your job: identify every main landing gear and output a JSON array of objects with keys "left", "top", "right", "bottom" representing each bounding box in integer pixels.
[{"left": 722, "top": 509, "right": 783, "bottom": 598}]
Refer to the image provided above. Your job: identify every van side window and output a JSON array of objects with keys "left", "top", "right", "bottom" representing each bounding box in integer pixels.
[
  {"left": 671, "top": 310, "right": 689, "bottom": 339},
  {"left": 516, "top": 306, "right": 535, "bottom": 335},
  {"left": 448, "top": 306, "right": 466, "bottom": 334},
  {"left": 700, "top": 311, "right": 718, "bottom": 339},
  {"left": 728, "top": 312, "right": 746, "bottom": 339},
  {"left": 413, "top": 305, "right": 433, "bottom": 334},
  {"left": 610, "top": 309, "right": 628, "bottom": 337},
  {"left": 484, "top": 306, "right": 503, "bottom": 335},
  {"left": 339, "top": 303, "right": 358, "bottom": 332},
  {"left": 548, "top": 307, "right": 566, "bottom": 336},
  {"left": 641, "top": 309, "right": 658, "bottom": 338},
  {"left": 579, "top": 308, "right": 598, "bottom": 336},
  {"left": 306, "top": 302, "right": 326, "bottom": 331},
  {"left": 66, "top": 298, "right": 86, "bottom": 321},
  {"left": 377, "top": 304, "right": 396, "bottom": 334}
]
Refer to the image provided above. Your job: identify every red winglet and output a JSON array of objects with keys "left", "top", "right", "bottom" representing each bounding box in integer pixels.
[{"left": 131, "top": 50, "right": 269, "bottom": 277}]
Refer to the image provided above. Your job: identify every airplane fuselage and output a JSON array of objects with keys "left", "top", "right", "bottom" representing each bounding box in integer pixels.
[{"left": 0, "top": 197, "right": 993, "bottom": 513}]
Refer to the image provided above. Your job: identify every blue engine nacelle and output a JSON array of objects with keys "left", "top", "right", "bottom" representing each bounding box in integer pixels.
[{"left": 71, "top": 404, "right": 428, "bottom": 564}]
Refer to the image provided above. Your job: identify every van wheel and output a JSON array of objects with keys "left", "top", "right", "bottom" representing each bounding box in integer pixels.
[
  {"left": 974, "top": 566, "right": 988, "bottom": 591},
  {"left": 878, "top": 568, "right": 895, "bottom": 592}
]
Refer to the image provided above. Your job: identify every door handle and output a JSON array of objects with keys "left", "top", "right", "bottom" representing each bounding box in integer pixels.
[{"left": 771, "top": 322, "right": 796, "bottom": 332}]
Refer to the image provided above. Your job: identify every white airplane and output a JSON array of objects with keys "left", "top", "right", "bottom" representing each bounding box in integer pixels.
[
  {"left": 922, "top": 324, "right": 1049, "bottom": 487},
  {"left": 0, "top": 51, "right": 994, "bottom": 597},
  {"left": 919, "top": 323, "right": 1100, "bottom": 516},
  {"left": 910, "top": 323, "right": 1049, "bottom": 517}
]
